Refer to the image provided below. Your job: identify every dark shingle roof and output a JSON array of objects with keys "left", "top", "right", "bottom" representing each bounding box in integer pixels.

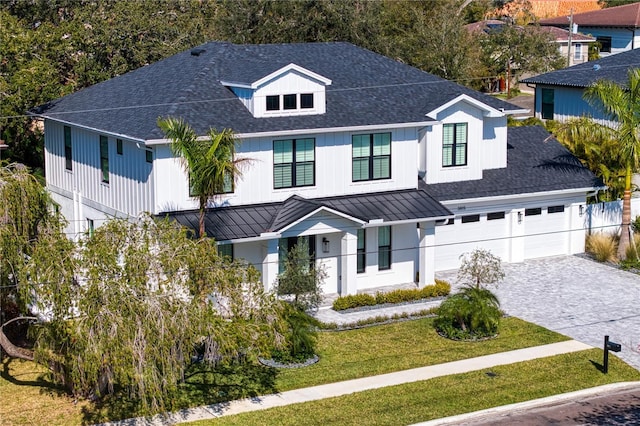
[
  {"left": 422, "top": 126, "right": 602, "bottom": 202},
  {"left": 540, "top": 2, "right": 640, "bottom": 28},
  {"left": 32, "top": 42, "right": 522, "bottom": 141},
  {"left": 162, "top": 188, "right": 452, "bottom": 241},
  {"left": 520, "top": 48, "right": 640, "bottom": 88}
]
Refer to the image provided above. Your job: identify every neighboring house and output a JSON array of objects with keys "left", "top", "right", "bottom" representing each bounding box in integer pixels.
[
  {"left": 521, "top": 47, "right": 640, "bottom": 122},
  {"left": 540, "top": 2, "right": 640, "bottom": 56},
  {"left": 466, "top": 20, "right": 595, "bottom": 68},
  {"left": 31, "top": 42, "right": 600, "bottom": 296},
  {"left": 528, "top": 0, "right": 601, "bottom": 19}
]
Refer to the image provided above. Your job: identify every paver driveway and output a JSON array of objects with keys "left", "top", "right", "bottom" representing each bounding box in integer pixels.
[{"left": 438, "top": 255, "right": 640, "bottom": 371}]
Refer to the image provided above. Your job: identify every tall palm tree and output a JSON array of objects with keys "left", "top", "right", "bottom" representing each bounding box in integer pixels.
[
  {"left": 582, "top": 68, "right": 640, "bottom": 259},
  {"left": 157, "top": 117, "right": 249, "bottom": 238}
]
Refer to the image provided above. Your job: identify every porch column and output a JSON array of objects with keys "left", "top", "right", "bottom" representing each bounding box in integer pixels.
[
  {"left": 510, "top": 209, "right": 525, "bottom": 262},
  {"left": 262, "top": 238, "right": 279, "bottom": 292},
  {"left": 418, "top": 222, "right": 436, "bottom": 287},
  {"left": 340, "top": 231, "right": 358, "bottom": 296}
]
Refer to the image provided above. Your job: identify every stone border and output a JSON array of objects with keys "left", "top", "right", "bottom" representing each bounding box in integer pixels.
[{"left": 258, "top": 354, "right": 319, "bottom": 369}]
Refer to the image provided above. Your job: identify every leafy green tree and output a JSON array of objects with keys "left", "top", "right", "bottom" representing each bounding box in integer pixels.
[
  {"left": 158, "top": 117, "right": 250, "bottom": 238},
  {"left": 275, "top": 240, "right": 327, "bottom": 312},
  {"left": 479, "top": 23, "right": 564, "bottom": 95}
]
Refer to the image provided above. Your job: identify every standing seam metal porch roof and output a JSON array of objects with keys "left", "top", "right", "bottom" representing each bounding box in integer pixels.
[
  {"left": 161, "top": 188, "right": 452, "bottom": 241},
  {"left": 31, "top": 42, "right": 522, "bottom": 141}
]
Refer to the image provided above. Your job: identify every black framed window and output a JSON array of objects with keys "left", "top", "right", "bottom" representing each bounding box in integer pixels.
[
  {"left": 301, "top": 93, "right": 314, "bottom": 109},
  {"left": 266, "top": 95, "right": 280, "bottom": 111},
  {"left": 378, "top": 226, "right": 391, "bottom": 271},
  {"left": 283, "top": 94, "right": 297, "bottom": 110},
  {"left": 487, "top": 212, "right": 505, "bottom": 220},
  {"left": 597, "top": 36, "right": 612, "bottom": 53},
  {"left": 99, "top": 135, "right": 109, "bottom": 183},
  {"left": 117, "top": 138, "right": 123, "bottom": 155},
  {"left": 273, "top": 138, "right": 315, "bottom": 189},
  {"left": 86, "top": 218, "right": 94, "bottom": 238},
  {"left": 357, "top": 229, "right": 366, "bottom": 273},
  {"left": 442, "top": 123, "right": 467, "bottom": 167},
  {"left": 145, "top": 149, "right": 152, "bottom": 163},
  {"left": 541, "top": 88, "right": 554, "bottom": 120},
  {"left": 64, "top": 126, "right": 72, "bottom": 171},
  {"left": 218, "top": 243, "right": 233, "bottom": 260},
  {"left": 352, "top": 133, "right": 391, "bottom": 181},
  {"left": 525, "top": 208, "right": 542, "bottom": 216},
  {"left": 548, "top": 205, "right": 565, "bottom": 214}
]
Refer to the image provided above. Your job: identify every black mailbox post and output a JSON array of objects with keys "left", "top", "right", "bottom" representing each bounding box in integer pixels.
[{"left": 604, "top": 335, "right": 622, "bottom": 374}]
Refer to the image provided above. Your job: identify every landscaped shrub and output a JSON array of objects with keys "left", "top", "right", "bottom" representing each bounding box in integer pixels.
[
  {"left": 332, "top": 293, "right": 377, "bottom": 311},
  {"left": 625, "top": 234, "right": 640, "bottom": 261},
  {"left": 332, "top": 281, "right": 450, "bottom": 311},
  {"left": 434, "top": 285, "right": 501, "bottom": 340},
  {"left": 271, "top": 304, "right": 321, "bottom": 363},
  {"left": 586, "top": 232, "right": 618, "bottom": 263}
]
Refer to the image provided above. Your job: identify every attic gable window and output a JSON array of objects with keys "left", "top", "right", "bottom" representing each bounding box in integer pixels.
[{"left": 265, "top": 93, "right": 314, "bottom": 113}]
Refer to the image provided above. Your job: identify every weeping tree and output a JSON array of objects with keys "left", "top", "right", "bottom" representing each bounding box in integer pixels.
[
  {"left": 2, "top": 202, "right": 286, "bottom": 414},
  {"left": 0, "top": 162, "right": 68, "bottom": 360}
]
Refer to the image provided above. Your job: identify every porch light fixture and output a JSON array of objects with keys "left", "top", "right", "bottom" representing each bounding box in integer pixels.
[
  {"left": 322, "top": 237, "right": 330, "bottom": 253},
  {"left": 517, "top": 212, "right": 523, "bottom": 224},
  {"left": 579, "top": 205, "right": 584, "bottom": 217}
]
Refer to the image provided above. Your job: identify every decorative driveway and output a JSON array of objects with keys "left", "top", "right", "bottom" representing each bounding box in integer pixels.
[{"left": 438, "top": 255, "right": 640, "bottom": 371}]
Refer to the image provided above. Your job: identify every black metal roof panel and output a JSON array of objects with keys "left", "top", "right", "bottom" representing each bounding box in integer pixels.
[
  {"left": 160, "top": 188, "right": 453, "bottom": 241},
  {"left": 33, "top": 42, "right": 521, "bottom": 141},
  {"left": 422, "top": 126, "right": 602, "bottom": 202},
  {"left": 521, "top": 48, "right": 640, "bottom": 88}
]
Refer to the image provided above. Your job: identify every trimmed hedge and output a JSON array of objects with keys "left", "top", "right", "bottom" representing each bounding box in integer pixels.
[{"left": 332, "top": 279, "right": 450, "bottom": 311}]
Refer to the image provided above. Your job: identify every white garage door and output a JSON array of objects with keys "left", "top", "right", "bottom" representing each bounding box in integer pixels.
[
  {"left": 523, "top": 205, "right": 568, "bottom": 259},
  {"left": 435, "top": 211, "right": 510, "bottom": 271}
]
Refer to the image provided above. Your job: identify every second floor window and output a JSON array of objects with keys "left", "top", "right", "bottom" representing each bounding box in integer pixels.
[
  {"left": 99, "top": 135, "right": 109, "bottom": 183},
  {"left": 64, "top": 126, "right": 72, "bottom": 171},
  {"left": 273, "top": 138, "right": 315, "bottom": 189},
  {"left": 352, "top": 132, "right": 391, "bottom": 181},
  {"left": 574, "top": 44, "right": 582, "bottom": 61},
  {"left": 442, "top": 123, "right": 467, "bottom": 167}
]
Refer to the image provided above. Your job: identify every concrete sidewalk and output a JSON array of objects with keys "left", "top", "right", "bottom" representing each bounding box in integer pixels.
[{"left": 100, "top": 340, "right": 592, "bottom": 426}]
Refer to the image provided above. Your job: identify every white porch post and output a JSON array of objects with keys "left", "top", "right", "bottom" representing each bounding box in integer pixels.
[
  {"left": 418, "top": 222, "right": 436, "bottom": 287},
  {"left": 340, "top": 231, "right": 358, "bottom": 296},
  {"left": 510, "top": 209, "right": 525, "bottom": 262},
  {"left": 262, "top": 239, "right": 279, "bottom": 292}
]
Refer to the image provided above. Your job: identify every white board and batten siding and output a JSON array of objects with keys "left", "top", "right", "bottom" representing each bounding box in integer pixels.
[
  {"left": 153, "top": 128, "right": 419, "bottom": 213},
  {"left": 44, "top": 120, "right": 155, "bottom": 230}
]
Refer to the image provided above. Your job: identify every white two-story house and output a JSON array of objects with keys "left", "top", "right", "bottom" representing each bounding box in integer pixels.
[{"left": 32, "top": 42, "right": 600, "bottom": 295}]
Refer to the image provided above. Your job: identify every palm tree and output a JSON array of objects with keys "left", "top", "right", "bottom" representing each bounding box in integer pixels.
[
  {"left": 582, "top": 68, "right": 640, "bottom": 259},
  {"left": 157, "top": 117, "right": 249, "bottom": 238}
]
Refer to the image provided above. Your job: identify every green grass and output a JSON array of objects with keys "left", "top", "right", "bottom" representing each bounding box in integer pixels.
[
  {"left": 193, "top": 349, "right": 640, "bottom": 426},
  {"left": 274, "top": 316, "right": 568, "bottom": 391}
]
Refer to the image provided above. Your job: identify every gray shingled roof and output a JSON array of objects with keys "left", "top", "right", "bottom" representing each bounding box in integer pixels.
[
  {"left": 32, "top": 42, "right": 523, "bottom": 141},
  {"left": 423, "top": 126, "right": 602, "bottom": 202},
  {"left": 162, "top": 188, "right": 452, "bottom": 241},
  {"left": 521, "top": 47, "right": 640, "bottom": 88}
]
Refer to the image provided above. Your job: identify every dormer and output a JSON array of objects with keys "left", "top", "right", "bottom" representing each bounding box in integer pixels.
[{"left": 221, "top": 63, "right": 332, "bottom": 118}]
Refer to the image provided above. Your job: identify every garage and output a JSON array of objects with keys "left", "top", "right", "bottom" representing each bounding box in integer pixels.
[{"left": 523, "top": 204, "right": 568, "bottom": 259}]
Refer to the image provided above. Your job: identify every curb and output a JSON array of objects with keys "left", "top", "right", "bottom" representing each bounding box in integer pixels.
[{"left": 411, "top": 381, "right": 640, "bottom": 425}]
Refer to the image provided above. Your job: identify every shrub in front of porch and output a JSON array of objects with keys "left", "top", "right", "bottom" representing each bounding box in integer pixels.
[
  {"left": 434, "top": 285, "right": 501, "bottom": 340},
  {"left": 332, "top": 280, "right": 450, "bottom": 311}
]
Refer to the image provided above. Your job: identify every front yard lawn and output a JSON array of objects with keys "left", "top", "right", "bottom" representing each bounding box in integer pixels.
[
  {"left": 0, "top": 317, "right": 576, "bottom": 425},
  {"left": 196, "top": 349, "right": 640, "bottom": 426}
]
